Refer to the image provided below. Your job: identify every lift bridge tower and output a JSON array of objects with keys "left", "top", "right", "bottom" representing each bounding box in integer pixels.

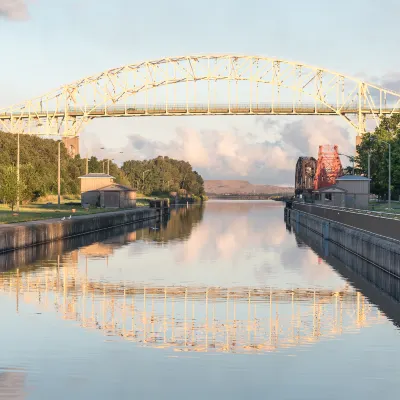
[
  {"left": 313, "top": 145, "right": 343, "bottom": 190},
  {"left": 295, "top": 157, "right": 317, "bottom": 195}
]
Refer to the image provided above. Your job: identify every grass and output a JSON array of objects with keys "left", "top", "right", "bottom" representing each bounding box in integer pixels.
[
  {"left": 0, "top": 203, "right": 121, "bottom": 224},
  {"left": 369, "top": 202, "right": 400, "bottom": 214}
]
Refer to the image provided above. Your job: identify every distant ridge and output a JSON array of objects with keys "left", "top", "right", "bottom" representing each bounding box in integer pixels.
[{"left": 204, "top": 180, "right": 294, "bottom": 195}]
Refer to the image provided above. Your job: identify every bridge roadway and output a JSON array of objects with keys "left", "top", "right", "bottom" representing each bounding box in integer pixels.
[{"left": 1, "top": 102, "right": 399, "bottom": 120}]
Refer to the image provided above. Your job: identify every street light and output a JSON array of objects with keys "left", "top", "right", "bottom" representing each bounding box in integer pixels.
[
  {"left": 370, "top": 137, "right": 391, "bottom": 209},
  {"left": 142, "top": 169, "right": 151, "bottom": 192},
  {"left": 16, "top": 132, "right": 20, "bottom": 212},
  {"left": 100, "top": 149, "right": 123, "bottom": 175},
  {"left": 57, "top": 140, "right": 61, "bottom": 209},
  {"left": 338, "top": 153, "right": 355, "bottom": 175}
]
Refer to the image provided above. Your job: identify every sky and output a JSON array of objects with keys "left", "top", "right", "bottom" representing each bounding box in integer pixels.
[{"left": 1, "top": 0, "right": 400, "bottom": 185}]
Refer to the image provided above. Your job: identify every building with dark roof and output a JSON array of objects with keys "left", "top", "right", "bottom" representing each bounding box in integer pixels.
[{"left": 79, "top": 174, "right": 136, "bottom": 208}]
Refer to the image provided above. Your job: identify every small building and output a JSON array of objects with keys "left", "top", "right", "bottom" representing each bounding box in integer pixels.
[
  {"left": 335, "top": 175, "right": 370, "bottom": 209},
  {"left": 79, "top": 173, "right": 136, "bottom": 208},
  {"left": 79, "top": 173, "right": 115, "bottom": 193},
  {"left": 313, "top": 175, "right": 370, "bottom": 209},
  {"left": 98, "top": 183, "right": 137, "bottom": 208},
  {"left": 314, "top": 185, "right": 346, "bottom": 207}
]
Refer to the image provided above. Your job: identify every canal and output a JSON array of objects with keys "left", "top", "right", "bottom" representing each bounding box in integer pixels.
[{"left": 0, "top": 200, "right": 399, "bottom": 399}]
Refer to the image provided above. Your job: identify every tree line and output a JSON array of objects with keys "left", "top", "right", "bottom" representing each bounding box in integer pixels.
[
  {"left": 355, "top": 114, "right": 400, "bottom": 200},
  {"left": 121, "top": 157, "right": 205, "bottom": 197},
  {"left": 0, "top": 131, "right": 205, "bottom": 208}
]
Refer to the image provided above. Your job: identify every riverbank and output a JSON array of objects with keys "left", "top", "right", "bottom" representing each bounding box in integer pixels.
[{"left": 0, "top": 207, "right": 166, "bottom": 254}]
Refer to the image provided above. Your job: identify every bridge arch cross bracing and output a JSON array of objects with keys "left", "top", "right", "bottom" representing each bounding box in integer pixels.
[{"left": 1, "top": 54, "right": 400, "bottom": 137}]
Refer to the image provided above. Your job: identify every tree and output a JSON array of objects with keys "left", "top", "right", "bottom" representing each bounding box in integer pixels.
[
  {"left": 355, "top": 114, "right": 400, "bottom": 200},
  {"left": 0, "top": 165, "right": 26, "bottom": 210}
]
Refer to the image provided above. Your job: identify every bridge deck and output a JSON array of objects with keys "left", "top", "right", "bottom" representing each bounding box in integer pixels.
[{"left": 1, "top": 103, "right": 399, "bottom": 119}]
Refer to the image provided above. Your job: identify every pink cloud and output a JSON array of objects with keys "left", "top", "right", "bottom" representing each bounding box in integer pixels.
[{"left": 0, "top": 0, "right": 29, "bottom": 20}]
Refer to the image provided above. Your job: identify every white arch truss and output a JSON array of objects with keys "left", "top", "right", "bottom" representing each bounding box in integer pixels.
[{"left": 1, "top": 54, "right": 399, "bottom": 137}]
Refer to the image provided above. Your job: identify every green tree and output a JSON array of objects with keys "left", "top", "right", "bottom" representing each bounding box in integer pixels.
[
  {"left": 0, "top": 165, "right": 26, "bottom": 210},
  {"left": 355, "top": 114, "right": 400, "bottom": 199}
]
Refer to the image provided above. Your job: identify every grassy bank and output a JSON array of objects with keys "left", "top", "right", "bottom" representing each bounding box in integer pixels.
[{"left": 0, "top": 204, "right": 123, "bottom": 224}]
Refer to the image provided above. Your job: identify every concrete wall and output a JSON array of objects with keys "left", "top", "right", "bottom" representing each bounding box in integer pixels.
[
  {"left": 292, "top": 220, "right": 400, "bottom": 324},
  {"left": 0, "top": 219, "right": 154, "bottom": 272},
  {"left": 0, "top": 208, "right": 161, "bottom": 254},
  {"left": 287, "top": 206, "right": 400, "bottom": 277},
  {"left": 293, "top": 202, "right": 400, "bottom": 241}
]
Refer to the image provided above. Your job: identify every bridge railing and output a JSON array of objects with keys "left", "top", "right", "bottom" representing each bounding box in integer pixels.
[
  {"left": 2, "top": 102, "right": 399, "bottom": 117},
  {"left": 293, "top": 200, "right": 400, "bottom": 220}
]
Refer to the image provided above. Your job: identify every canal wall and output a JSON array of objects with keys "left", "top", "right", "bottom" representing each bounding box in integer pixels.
[
  {"left": 0, "top": 219, "right": 156, "bottom": 272},
  {"left": 0, "top": 207, "right": 164, "bottom": 254},
  {"left": 286, "top": 206, "right": 400, "bottom": 278},
  {"left": 292, "top": 221, "right": 400, "bottom": 326},
  {"left": 292, "top": 202, "right": 400, "bottom": 241}
]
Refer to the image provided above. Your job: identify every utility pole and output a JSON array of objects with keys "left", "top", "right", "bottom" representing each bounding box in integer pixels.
[
  {"left": 367, "top": 152, "right": 371, "bottom": 200},
  {"left": 16, "top": 132, "right": 20, "bottom": 212},
  {"left": 86, "top": 154, "right": 89, "bottom": 175},
  {"left": 58, "top": 141, "right": 61, "bottom": 209},
  {"left": 107, "top": 159, "right": 110, "bottom": 175},
  {"left": 389, "top": 143, "right": 391, "bottom": 210},
  {"left": 367, "top": 153, "right": 371, "bottom": 180}
]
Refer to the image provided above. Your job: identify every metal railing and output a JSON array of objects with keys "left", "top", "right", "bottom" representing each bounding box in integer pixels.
[
  {"left": 1, "top": 102, "right": 399, "bottom": 118},
  {"left": 293, "top": 200, "right": 400, "bottom": 220}
]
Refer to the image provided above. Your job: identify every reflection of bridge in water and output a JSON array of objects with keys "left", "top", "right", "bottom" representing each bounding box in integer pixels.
[{"left": 1, "top": 262, "right": 385, "bottom": 354}]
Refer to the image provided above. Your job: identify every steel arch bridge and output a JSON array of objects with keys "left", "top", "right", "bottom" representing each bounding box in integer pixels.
[{"left": 1, "top": 54, "right": 400, "bottom": 139}]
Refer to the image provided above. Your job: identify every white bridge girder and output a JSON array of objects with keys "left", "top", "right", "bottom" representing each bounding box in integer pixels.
[{"left": 0, "top": 54, "right": 399, "bottom": 138}]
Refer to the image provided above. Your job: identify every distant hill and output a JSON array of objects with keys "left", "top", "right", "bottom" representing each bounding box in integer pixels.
[{"left": 204, "top": 180, "right": 294, "bottom": 195}]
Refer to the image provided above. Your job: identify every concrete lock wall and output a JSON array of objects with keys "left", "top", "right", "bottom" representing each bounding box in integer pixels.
[
  {"left": 293, "top": 202, "right": 400, "bottom": 241},
  {"left": 0, "top": 208, "right": 161, "bottom": 254},
  {"left": 287, "top": 207, "right": 400, "bottom": 277}
]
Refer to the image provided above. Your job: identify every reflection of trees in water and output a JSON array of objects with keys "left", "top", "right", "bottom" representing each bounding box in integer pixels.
[{"left": 141, "top": 205, "right": 205, "bottom": 243}]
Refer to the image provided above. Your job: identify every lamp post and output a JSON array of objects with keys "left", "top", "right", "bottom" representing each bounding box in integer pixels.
[
  {"left": 58, "top": 140, "right": 61, "bottom": 209},
  {"left": 100, "top": 149, "right": 123, "bottom": 175},
  {"left": 338, "top": 153, "right": 355, "bottom": 175},
  {"left": 16, "top": 132, "right": 20, "bottom": 212}
]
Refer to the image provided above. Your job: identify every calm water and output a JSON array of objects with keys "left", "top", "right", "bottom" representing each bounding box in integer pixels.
[{"left": 1, "top": 200, "right": 399, "bottom": 399}]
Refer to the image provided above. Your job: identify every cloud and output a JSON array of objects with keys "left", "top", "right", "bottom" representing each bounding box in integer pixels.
[
  {"left": 380, "top": 72, "right": 400, "bottom": 92},
  {"left": 121, "top": 116, "right": 353, "bottom": 185},
  {"left": 0, "top": 0, "right": 29, "bottom": 20}
]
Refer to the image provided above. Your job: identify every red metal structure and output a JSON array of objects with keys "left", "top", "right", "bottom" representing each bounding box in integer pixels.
[{"left": 313, "top": 145, "right": 343, "bottom": 190}]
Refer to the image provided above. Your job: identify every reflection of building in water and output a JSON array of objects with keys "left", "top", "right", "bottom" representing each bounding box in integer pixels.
[
  {"left": 0, "top": 370, "right": 26, "bottom": 399},
  {"left": 77, "top": 230, "right": 138, "bottom": 260},
  {"left": 1, "top": 266, "right": 385, "bottom": 354}
]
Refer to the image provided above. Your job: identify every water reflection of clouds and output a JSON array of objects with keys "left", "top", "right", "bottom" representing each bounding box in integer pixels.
[
  {"left": 75, "top": 201, "right": 346, "bottom": 289},
  {"left": 175, "top": 204, "right": 287, "bottom": 264}
]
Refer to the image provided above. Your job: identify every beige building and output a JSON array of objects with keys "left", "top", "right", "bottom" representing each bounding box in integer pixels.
[
  {"left": 98, "top": 183, "right": 137, "bottom": 208},
  {"left": 80, "top": 176, "right": 137, "bottom": 208},
  {"left": 79, "top": 173, "right": 114, "bottom": 193}
]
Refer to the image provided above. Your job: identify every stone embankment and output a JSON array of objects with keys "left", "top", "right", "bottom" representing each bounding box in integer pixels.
[{"left": 0, "top": 207, "right": 164, "bottom": 254}]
